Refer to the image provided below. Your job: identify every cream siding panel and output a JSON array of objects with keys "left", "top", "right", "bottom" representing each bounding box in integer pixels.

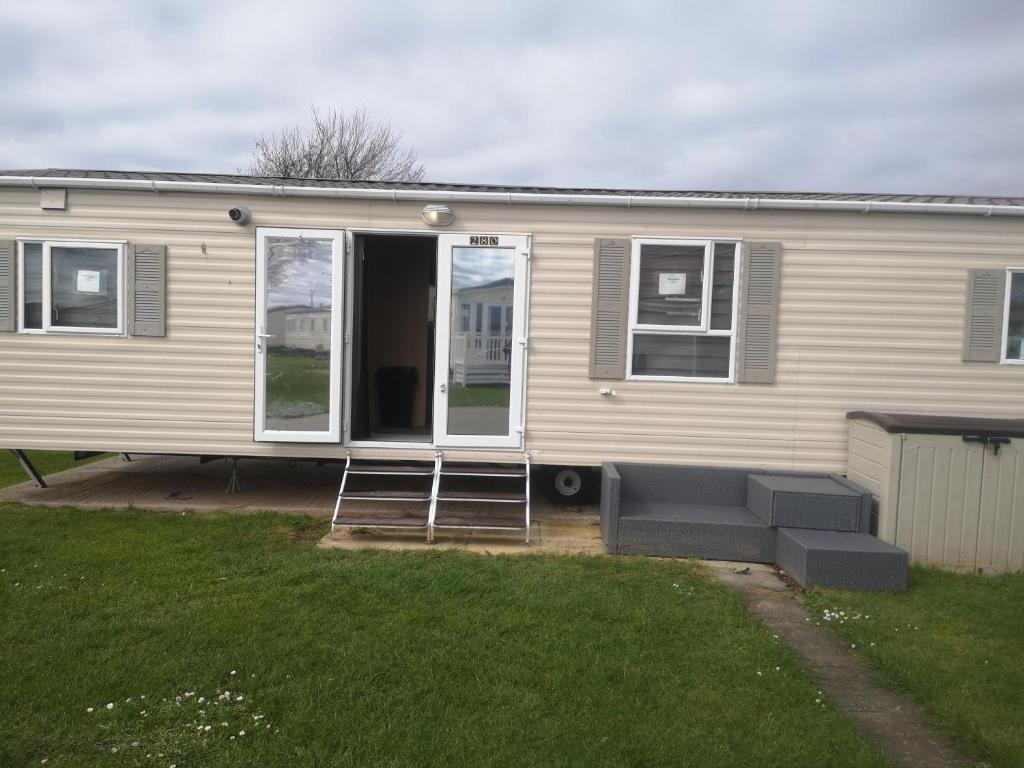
[
  {"left": 894, "top": 435, "right": 985, "bottom": 567},
  {"left": 977, "top": 444, "right": 1024, "bottom": 571},
  {"left": 846, "top": 419, "right": 895, "bottom": 538},
  {"left": 0, "top": 188, "right": 1022, "bottom": 471}
]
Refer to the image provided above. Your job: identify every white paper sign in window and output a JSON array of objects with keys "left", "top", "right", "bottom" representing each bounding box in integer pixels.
[
  {"left": 76, "top": 269, "right": 103, "bottom": 293},
  {"left": 659, "top": 272, "right": 686, "bottom": 296}
]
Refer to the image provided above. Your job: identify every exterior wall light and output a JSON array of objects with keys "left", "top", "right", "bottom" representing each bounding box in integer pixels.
[{"left": 421, "top": 203, "right": 454, "bottom": 227}]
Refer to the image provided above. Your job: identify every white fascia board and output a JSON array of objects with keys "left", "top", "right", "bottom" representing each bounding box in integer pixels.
[{"left": 0, "top": 175, "right": 1021, "bottom": 217}]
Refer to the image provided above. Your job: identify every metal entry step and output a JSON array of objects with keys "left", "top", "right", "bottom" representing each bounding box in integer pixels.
[
  {"left": 346, "top": 464, "right": 436, "bottom": 477},
  {"left": 331, "top": 453, "right": 438, "bottom": 535},
  {"left": 340, "top": 490, "right": 433, "bottom": 502},
  {"left": 330, "top": 451, "right": 531, "bottom": 543},
  {"left": 440, "top": 465, "right": 528, "bottom": 478},
  {"left": 436, "top": 491, "right": 528, "bottom": 503}
]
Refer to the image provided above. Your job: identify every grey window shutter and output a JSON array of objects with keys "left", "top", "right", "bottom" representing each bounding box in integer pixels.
[
  {"left": 0, "top": 240, "right": 15, "bottom": 332},
  {"left": 736, "top": 241, "right": 781, "bottom": 383},
  {"left": 962, "top": 268, "right": 1006, "bottom": 362},
  {"left": 590, "top": 238, "right": 629, "bottom": 379},
  {"left": 127, "top": 244, "right": 167, "bottom": 337}
]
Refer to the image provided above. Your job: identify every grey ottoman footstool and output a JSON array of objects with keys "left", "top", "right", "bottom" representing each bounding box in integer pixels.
[
  {"left": 747, "top": 475, "right": 866, "bottom": 532},
  {"left": 776, "top": 528, "right": 908, "bottom": 590}
]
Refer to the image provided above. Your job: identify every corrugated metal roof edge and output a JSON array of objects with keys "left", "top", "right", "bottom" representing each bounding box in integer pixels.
[{"left": 0, "top": 170, "right": 1022, "bottom": 217}]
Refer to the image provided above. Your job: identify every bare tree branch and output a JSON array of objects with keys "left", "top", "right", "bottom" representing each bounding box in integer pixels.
[{"left": 244, "top": 106, "right": 425, "bottom": 182}]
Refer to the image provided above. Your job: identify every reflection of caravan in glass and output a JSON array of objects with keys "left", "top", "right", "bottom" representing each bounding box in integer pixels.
[
  {"left": 449, "top": 277, "right": 513, "bottom": 386},
  {"left": 266, "top": 305, "right": 332, "bottom": 352}
]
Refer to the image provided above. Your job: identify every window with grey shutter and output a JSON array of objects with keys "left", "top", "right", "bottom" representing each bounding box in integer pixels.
[
  {"left": 736, "top": 241, "right": 781, "bottom": 383},
  {"left": 127, "top": 244, "right": 167, "bottom": 337},
  {"left": 0, "top": 240, "right": 15, "bottom": 332},
  {"left": 590, "top": 238, "right": 629, "bottom": 378},
  {"left": 962, "top": 269, "right": 1006, "bottom": 362}
]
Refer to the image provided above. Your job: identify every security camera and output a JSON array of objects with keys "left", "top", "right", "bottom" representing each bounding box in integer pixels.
[{"left": 228, "top": 207, "right": 251, "bottom": 225}]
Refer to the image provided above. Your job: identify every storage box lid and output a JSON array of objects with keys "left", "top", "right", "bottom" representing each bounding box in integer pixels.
[{"left": 847, "top": 411, "right": 1024, "bottom": 437}]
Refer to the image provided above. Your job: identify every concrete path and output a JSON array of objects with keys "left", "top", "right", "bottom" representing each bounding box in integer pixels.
[{"left": 706, "top": 562, "right": 970, "bottom": 768}]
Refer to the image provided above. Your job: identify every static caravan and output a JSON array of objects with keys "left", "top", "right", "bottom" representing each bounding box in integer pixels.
[{"left": 0, "top": 170, "right": 1022, "bottom": 563}]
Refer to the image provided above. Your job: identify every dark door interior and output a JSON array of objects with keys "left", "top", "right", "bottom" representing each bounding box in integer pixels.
[{"left": 350, "top": 234, "right": 437, "bottom": 442}]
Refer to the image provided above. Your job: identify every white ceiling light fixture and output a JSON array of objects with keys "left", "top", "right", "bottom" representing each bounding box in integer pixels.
[{"left": 421, "top": 203, "right": 454, "bottom": 227}]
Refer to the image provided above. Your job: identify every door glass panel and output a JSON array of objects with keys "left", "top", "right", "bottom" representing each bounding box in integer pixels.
[
  {"left": 264, "top": 236, "right": 334, "bottom": 432},
  {"left": 447, "top": 247, "right": 514, "bottom": 436}
]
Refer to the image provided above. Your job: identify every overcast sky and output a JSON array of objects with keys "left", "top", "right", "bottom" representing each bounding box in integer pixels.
[{"left": 2, "top": 1, "right": 1022, "bottom": 194}]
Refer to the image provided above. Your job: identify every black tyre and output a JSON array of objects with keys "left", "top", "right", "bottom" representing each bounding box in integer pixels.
[{"left": 537, "top": 465, "right": 597, "bottom": 505}]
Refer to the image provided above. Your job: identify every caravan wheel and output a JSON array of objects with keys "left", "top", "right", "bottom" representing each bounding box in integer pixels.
[{"left": 538, "top": 466, "right": 596, "bottom": 505}]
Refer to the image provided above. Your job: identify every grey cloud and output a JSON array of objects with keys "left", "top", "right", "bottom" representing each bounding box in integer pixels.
[{"left": 1, "top": 0, "right": 1022, "bottom": 194}]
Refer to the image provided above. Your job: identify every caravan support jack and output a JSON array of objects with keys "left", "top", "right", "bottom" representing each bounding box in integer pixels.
[{"left": 8, "top": 449, "right": 46, "bottom": 488}]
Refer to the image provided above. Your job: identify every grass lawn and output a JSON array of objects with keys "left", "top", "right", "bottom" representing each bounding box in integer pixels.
[
  {"left": 0, "top": 450, "right": 109, "bottom": 489},
  {"left": 447, "top": 385, "right": 509, "bottom": 408},
  {"left": 804, "top": 568, "right": 1024, "bottom": 768},
  {"left": 265, "top": 352, "right": 330, "bottom": 416},
  {"left": 0, "top": 503, "right": 893, "bottom": 768}
]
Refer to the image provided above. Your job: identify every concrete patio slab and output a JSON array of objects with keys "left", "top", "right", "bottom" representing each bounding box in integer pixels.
[
  {"left": 319, "top": 517, "right": 604, "bottom": 555},
  {"left": 0, "top": 454, "right": 603, "bottom": 555}
]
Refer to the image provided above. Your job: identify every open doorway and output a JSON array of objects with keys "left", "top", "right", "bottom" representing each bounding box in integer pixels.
[{"left": 349, "top": 234, "right": 437, "bottom": 443}]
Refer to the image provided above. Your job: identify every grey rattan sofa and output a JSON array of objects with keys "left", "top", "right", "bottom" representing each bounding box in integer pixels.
[{"left": 600, "top": 462, "right": 904, "bottom": 590}]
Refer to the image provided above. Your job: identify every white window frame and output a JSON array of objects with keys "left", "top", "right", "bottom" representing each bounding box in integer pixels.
[
  {"left": 1001, "top": 267, "right": 1024, "bottom": 365},
  {"left": 18, "top": 239, "right": 125, "bottom": 335},
  {"left": 626, "top": 237, "right": 740, "bottom": 383},
  {"left": 16, "top": 240, "right": 43, "bottom": 334}
]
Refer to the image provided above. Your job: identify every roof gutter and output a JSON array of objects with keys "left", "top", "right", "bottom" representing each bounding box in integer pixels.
[{"left": 0, "top": 175, "right": 1021, "bottom": 217}]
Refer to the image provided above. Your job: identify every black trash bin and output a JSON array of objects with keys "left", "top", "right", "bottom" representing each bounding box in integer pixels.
[{"left": 376, "top": 366, "right": 419, "bottom": 428}]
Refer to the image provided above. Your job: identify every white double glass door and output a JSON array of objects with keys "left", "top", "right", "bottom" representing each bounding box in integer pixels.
[
  {"left": 254, "top": 228, "right": 345, "bottom": 442},
  {"left": 433, "top": 234, "right": 529, "bottom": 449},
  {"left": 255, "top": 228, "right": 528, "bottom": 448}
]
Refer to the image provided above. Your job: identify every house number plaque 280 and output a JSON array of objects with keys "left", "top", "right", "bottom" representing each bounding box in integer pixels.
[{"left": 469, "top": 235, "right": 499, "bottom": 246}]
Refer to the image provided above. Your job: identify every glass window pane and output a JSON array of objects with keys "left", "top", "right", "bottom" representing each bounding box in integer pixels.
[
  {"left": 263, "top": 237, "right": 334, "bottom": 432},
  {"left": 50, "top": 246, "right": 119, "bottom": 329},
  {"left": 710, "top": 243, "right": 736, "bottom": 330},
  {"left": 632, "top": 334, "right": 731, "bottom": 378},
  {"left": 636, "top": 243, "right": 705, "bottom": 326},
  {"left": 22, "top": 242, "right": 43, "bottom": 329},
  {"left": 448, "top": 247, "right": 513, "bottom": 436},
  {"left": 1007, "top": 272, "right": 1024, "bottom": 361}
]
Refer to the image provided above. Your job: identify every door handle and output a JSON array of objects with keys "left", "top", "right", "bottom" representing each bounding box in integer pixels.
[
  {"left": 962, "top": 435, "right": 1012, "bottom": 456},
  {"left": 256, "top": 330, "right": 274, "bottom": 353},
  {"left": 439, "top": 382, "right": 447, "bottom": 393},
  {"left": 989, "top": 437, "right": 1011, "bottom": 456}
]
